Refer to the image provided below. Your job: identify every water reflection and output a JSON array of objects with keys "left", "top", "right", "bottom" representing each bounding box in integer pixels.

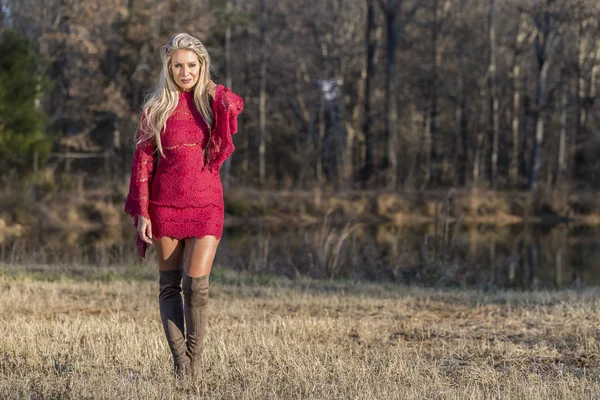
[{"left": 1, "top": 219, "right": 599, "bottom": 290}]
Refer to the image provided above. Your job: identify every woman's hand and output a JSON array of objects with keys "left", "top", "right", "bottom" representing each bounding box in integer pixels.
[{"left": 137, "top": 215, "right": 153, "bottom": 244}]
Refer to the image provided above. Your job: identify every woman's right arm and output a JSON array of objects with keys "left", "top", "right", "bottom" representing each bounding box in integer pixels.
[{"left": 124, "top": 122, "right": 156, "bottom": 244}]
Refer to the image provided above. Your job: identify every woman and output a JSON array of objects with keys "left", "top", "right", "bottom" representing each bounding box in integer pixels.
[{"left": 124, "top": 33, "right": 243, "bottom": 379}]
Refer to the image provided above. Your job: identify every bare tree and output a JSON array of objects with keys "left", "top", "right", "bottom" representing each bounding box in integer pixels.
[
  {"left": 573, "top": 2, "right": 599, "bottom": 181},
  {"left": 488, "top": 0, "right": 500, "bottom": 189},
  {"left": 378, "top": 0, "right": 420, "bottom": 188},
  {"left": 361, "top": 0, "right": 376, "bottom": 186},
  {"left": 527, "top": 0, "right": 562, "bottom": 190},
  {"left": 258, "top": 0, "right": 268, "bottom": 186},
  {"left": 557, "top": 76, "right": 568, "bottom": 185},
  {"left": 509, "top": 11, "right": 531, "bottom": 187},
  {"left": 452, "top": 0, "right": 470, "bottom": 187}
]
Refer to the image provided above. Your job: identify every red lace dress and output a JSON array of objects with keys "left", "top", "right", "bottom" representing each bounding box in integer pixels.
[{"left": 124, "top": 84, "right": 244, "bottom": 257}]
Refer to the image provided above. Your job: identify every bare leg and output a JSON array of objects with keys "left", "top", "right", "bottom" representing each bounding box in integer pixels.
[
  {"left": 154, "top": 237, "right": 188, "bottom": 377},
  {"left": 182, "top": 235, "right": 220, "bottom": 380},
  {"left": 183, "top": 236, "right": 220, "bottom": 277},
  {"left": 155, "top": 236, "right": 185, "bottom": 271}
]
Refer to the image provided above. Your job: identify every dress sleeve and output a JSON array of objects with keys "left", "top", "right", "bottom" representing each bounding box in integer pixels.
[
  {"left": 223, "top": 89, "right": 244, "bottom": 135},
  {"left": 205, "top": 86, "right": 244, "bottom": 172},
  {"left": 124, "top": 119, "right": 156, "bottom": 220}
]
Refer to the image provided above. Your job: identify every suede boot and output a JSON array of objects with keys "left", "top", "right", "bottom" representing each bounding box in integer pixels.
[
  {"left": 158, "top": 269, "right": 190, "bottom": 377},
  {"left": 182, "top": 274, "right": 209, "bottom": 380}
]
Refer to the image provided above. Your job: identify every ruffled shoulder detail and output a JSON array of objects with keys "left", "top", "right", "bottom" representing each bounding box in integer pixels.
[
  {"left": 221, "top": 87, "right": 244, "bottom": 134},
  {"left": 205, "top": 84, "right": 244, "bottom": 172}
]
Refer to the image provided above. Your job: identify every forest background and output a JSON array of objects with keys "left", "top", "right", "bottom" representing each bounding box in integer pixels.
[{"left": 1, "top": 0, "right": 600, "bottom": 229}]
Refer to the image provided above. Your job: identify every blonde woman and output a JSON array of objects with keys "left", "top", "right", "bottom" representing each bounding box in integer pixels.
[{"left": 124, "top": 33, "right": 243, "bottom": 379}]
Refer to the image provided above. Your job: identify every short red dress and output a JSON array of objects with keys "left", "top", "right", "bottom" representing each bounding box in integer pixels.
[{"left": 124, "top": 84, "right": 244, "bottom": 257}]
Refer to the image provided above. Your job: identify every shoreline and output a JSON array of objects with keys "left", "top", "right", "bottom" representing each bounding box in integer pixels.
[{"left": 2, "top": 187, "right": 600, "bottom": 233}]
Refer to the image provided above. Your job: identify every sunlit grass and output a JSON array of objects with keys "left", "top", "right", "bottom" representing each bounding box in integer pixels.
[{"left": 1, "top": 263, "right": 599, "bottom": 399}]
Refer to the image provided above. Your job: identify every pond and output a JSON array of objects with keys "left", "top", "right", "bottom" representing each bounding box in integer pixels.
[{"left": 2, "top": 218, "right": 599, "bottom": 290}]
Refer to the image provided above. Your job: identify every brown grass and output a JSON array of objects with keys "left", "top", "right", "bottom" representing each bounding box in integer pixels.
[{"left": 1, "top": 264, "right": 599, "bottom": 399}]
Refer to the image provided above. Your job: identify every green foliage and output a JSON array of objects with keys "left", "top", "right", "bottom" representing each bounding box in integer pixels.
[{"left": 0, "top": 29, "right": 51, "bottom": 174}]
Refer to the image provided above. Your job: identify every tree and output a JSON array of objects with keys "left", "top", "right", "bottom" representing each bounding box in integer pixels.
[
  {"left": 0, "top": 29, "right": 51, "bottom": 174},
  {"left": 361, "top": 0, "right": 376, "bottom": 186},
  {"left": 258, "top": 0, "right": 268, "bottom": 186},
  {"left": 527, "top": 0, "right": 562, "bottom": 190},
  {"left": 508, "top": 11, "right": 531, "bottom": 187},
  {"left": 378, "top": 0, "right": 420, "bottom": 188},
  {"left": 488, "top": 0, "right": 500, "bottom": 189}
]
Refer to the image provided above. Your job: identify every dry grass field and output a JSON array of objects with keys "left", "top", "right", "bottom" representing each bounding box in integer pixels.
[{"left": 1, "top": 263, "right": 599, "bottom": 399}]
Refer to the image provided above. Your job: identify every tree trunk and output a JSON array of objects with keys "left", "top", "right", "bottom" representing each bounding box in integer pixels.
[
  {"left": 473, "top": 129, "right": 485, "bottom": 187},
  {"left": 555, "top": 248, "right": 562, "bottom": 288},
  {"left": 510, "top": 11, "right": 526, "bottom": 189},
  {"left": 473, "top": 86, "right": 487, "bottom": 187},
  {"left": 361, "top": 0, "right": 375, "bottom": 186},
  {"left": 344, "top": 123, "right": 356, "bottom": 184},
  {"left": 557, "top": 78, "right": 568, "bottom": 186},
  {"left": 574, "top": 24, "right": 586, "bottom": 181},
  {"left": 528, "top": 4, "right": 560, "bottom": 191},
  {"left": 422, "top": 105, "right": 432, "bottom": 189},
  {"left": 378, "top": 0, "right": 420, "bottom": 188},
  {"left": 241, "top": 23, "right": 251, "bottom": 177},
  {"left": 510, "top": 61, "right": 521, "bottom": 188},
  {"left": 220, "top": 0, "right": 233, "bottom": 189},
  {"left": 454, "top": 80, "right": 464, "bottom": 186},
  {"left": 426, "top": 0, "right": 438, "bottom": 189},
  {"left": 383, "top": 9, "right": 399, "bottom": 188},
  {"left": 453, "top": 8, "right": 466, "bottom": 187},
  {"left": 529, "top": 62, "right": 549, "bottom": 190},
  {"left": 454, "top": 0, "right": 469, "bottom": 187},
  {"left": 346, "top": 24, "right": 367, "bottom": 185},
  {"left": 488, "top": 0, "right": 499, "bottom": 189},
  {"left": 258, "top": 0, "right": 267, "bottom": 186},
  {"left": 317, "top": 92, "right": 325, "bottom": 184},
  {"left": 591, "top": 43, "right": 600, "bottom": 98}
]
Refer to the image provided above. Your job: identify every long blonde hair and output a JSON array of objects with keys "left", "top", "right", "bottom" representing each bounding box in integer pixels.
[{"left": 138, "top": 33, "right": 213, "bottom": 156}]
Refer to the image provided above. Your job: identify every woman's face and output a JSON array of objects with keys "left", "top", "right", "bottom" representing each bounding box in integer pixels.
[{"left": 170, "top": 49, "right": 200, "bottom": 92}]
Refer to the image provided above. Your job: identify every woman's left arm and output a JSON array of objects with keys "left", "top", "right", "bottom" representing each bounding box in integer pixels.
[{"left": 221, "top": 88, "right": 244, "bottom": 134}]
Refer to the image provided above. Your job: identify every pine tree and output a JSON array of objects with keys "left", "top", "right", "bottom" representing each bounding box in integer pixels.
[{"left": 0, "top": 29, "right": 51, "bottom": 174}]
